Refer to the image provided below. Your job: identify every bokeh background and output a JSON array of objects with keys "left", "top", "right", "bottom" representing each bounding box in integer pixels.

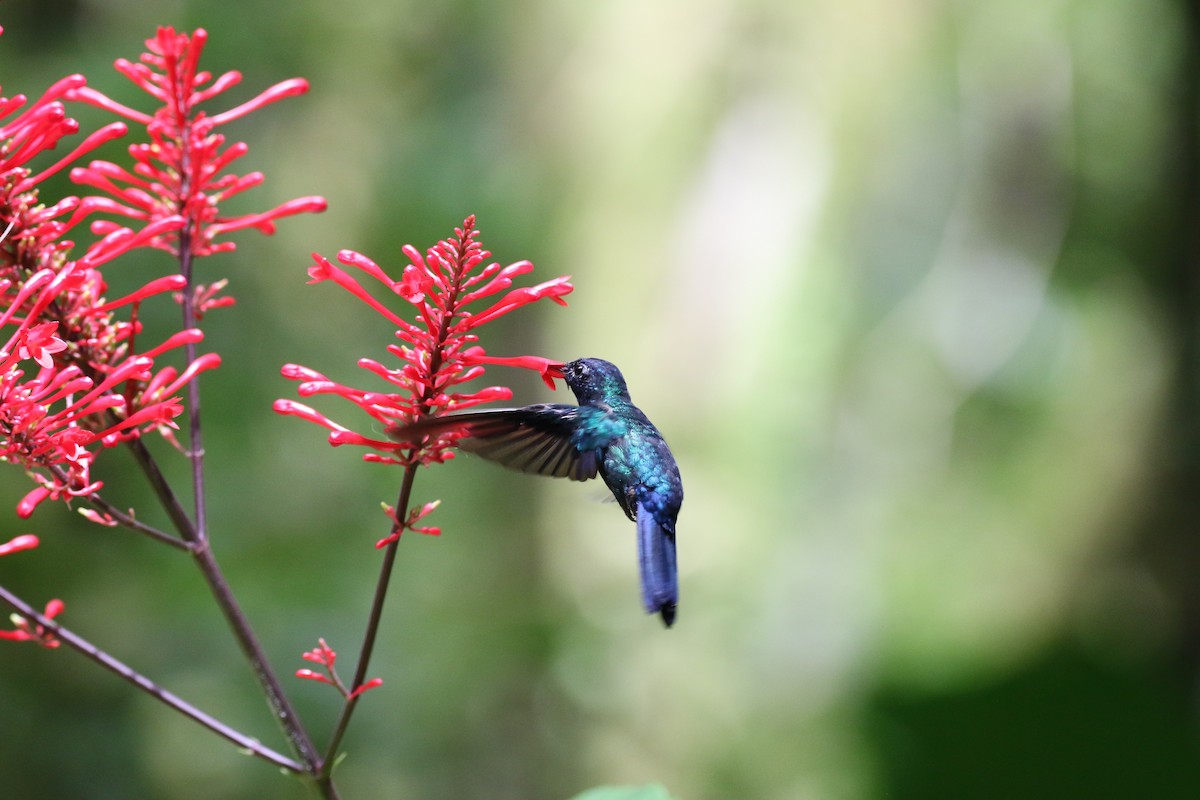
[{"left": 3, "top": 0, "right": 1200, "bottom": 798}]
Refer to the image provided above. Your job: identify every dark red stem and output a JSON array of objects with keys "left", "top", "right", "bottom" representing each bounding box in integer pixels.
[
  {"left": 318, "top": 463, "right": 418, "bottom": 785},
  {"left": 0, "top": 583, "right": 304, "bottom": 773}
]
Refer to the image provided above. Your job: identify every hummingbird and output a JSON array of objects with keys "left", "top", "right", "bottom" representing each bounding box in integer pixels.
[{"left": 389, "top": 358, "right": 683, "bottom": 626}]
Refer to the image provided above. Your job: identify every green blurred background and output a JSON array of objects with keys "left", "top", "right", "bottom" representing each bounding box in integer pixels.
[{"left": 3, "top": 0, "right": 1200, "bottom": 797}]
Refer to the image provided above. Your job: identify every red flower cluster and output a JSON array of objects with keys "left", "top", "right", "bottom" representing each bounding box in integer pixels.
[
  {"left": 1, "top": 316, "right": 193, "bottom": 516},
  {"left": 67, "top": 26, "right": 326, "bottom": 258},
  {"left": 0, "top": 595, "right": 63, "bottom": 647},
  {"left": 296, "top": 638, "right": 382, "bottom": 700},
  {"left": 0, "top": 39, "right": 197, "bottom": 514},
  {"left": 375, "top": 498, "right": 441, "bottom": 549},
  {"left": 275, "top": 215, "right": 572, "bottom": 467},
  {"left": 2, "top": 27, "right": 323, "bottom": 517}
]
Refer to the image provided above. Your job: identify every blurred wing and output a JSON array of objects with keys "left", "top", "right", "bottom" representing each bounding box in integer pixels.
[{"left": 390, "top": 405, "right": 600, "bottom": 481}]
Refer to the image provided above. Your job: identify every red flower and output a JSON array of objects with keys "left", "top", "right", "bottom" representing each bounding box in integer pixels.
[
  {"left": 0, "top": 534, "right": 38, "bottom": 557},
  {"left": 17, "top": 321, "right": 67, "bottom": 368},
  {"left": 66, "top": 26, "right": 326, "bottom": 259},
  {"left": 296, "top": 638, "right": 382, "bottom": 700},
  {"left": 375, "top": 499, "right": 442, "bottom": 548},
  {"left": 0, "top": 534, "right": 63, "bottom": 649},
  {"left": 1, "top": 26, "right": 322, "bottom": 518},
  {"left": 0, "top": 596, "right": 64, "bottom": 648},
  {"left": 178, "top": 278, "right": 236, "bottom": 320},
  {"left": 275, "top": 215, "right": 572, "bottom": 467}
]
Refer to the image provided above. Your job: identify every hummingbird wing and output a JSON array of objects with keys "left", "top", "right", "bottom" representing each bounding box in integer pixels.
[{"left": 389, "top": 405, "right": 600, "bottom": 481}]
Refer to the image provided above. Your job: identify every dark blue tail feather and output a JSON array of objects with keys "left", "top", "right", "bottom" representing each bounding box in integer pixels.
[{"left": 637, "top": 501, "right": 678, "bottom": 627}]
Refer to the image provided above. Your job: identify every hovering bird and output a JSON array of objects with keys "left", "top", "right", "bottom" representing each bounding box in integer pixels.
[{"left": 389, "top": 358, "right": 683, "bottom": 626}]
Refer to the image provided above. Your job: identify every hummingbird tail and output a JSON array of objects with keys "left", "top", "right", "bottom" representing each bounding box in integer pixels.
[{"left": 636, "top": 501, "right": 678, "bottom": 627}]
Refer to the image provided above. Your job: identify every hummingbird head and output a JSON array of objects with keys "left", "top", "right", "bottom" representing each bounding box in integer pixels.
[{"left": 561, "top": 358, "right": 631, "bottom": 404}]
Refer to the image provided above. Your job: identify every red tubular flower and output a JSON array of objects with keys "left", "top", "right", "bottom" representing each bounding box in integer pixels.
[
  {"left": 375, "top": 499, "right": 442, "bottom": 548},
  {"left": 274, "top": 216, "right": 572, "bottom": 467},
  {"left": 0, "top": 259, "right": 201, "bottom": 464},
  {"left": 0, "top": 534, "right": 63, "bottom": 648},
  {"left": 178, "top": 278, "right": 235, "bottom": 320},
  {"left": 0, "top": 596, "right": 64, "bottom": 648},
  {"left": 66, "top": 26, "right": 327, "bottom": 260},
  {"left": 0, "top": 534, "right": 38, "bottom": 557},
  {"left": 296, "top": 638, "right": 382, "bottom": 700},
  {"left": 0, "top": 70, "right": 130, "bottom": 276}
]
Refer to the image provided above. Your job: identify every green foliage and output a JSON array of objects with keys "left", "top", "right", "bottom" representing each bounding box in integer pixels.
[
  {"left": 4, "top": 0, "right": 1200, "bottom": 798},
  {"left": 569, "top": 785, "right": 675, "bottom": 800}
]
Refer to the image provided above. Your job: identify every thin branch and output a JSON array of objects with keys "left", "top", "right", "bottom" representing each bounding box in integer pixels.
[
  {"left": 123, "top": 435, "right": 199, "bottom": 541},
  {"left": 188, "top": 538, "right": 324, "bottom": 773},
  {"left": 318, "top": 463, "right": 418, "bottom": 783},
  {"left": 118, "top": 430, "right": 322, "bottom": 774},
  {"left": 0, "top": 583, "right": 304, "bottom": 773},
  {"left": 82, "top": 490, "right": 192, "bottom": 550},
  {"left": 176, "top": 225, "right": 210, "bottom": 543},
  {"left": 163, "top": 143, "right": 322, "bottom": 779},
  {"left": 45, "top": 465, "right": 191, "bottom": 551}
]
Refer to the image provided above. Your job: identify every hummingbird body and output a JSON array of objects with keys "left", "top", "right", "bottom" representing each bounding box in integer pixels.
[{"left": 391, "top": 358, "right": 683, "bottom": 626}]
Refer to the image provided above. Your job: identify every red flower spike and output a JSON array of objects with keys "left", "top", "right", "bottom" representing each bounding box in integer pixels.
[
  {"left": 0, "top": 52, "right": 226, "bottom": 512},
  {"left": 67, "top": 27, "right": 325, "bottom": 259},
  {"left": 277, "top": 216, "right": 572, "bottom": 468}
]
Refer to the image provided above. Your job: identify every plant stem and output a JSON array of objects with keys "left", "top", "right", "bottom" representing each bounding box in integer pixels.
[
  {"left": 49, "top": 464, "right": 191, "bottom": 551},
  {"left": 124, "top": 127, "right": 327, "bottom": 783},
  {"left": 122, "top": 434, "right": 327, "bottom": 782},
  {"left": 175, "top": 224, "right": 209, "bottom": 542},
  {"left": 124, "top": 435, "right": 197, "bottom": 541},
  {"left": 190, "top": 538, "right": 325, "bottom": 768},
  {"left": 318, "top": 463, "right": 419, "bottom": 783},
  {"left": 84, "top": 494, "right": 188, "bottom": 549},
  {"left": 314, "top": 226, "right": 474, "bottom": 783},
  {"left": 0, "top": 584, "right": 304, "bottom": 773}
]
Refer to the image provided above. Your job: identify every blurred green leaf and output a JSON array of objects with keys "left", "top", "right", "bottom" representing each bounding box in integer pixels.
[{"left": 568, "top": 785, "right": 675, "bottom": 800}]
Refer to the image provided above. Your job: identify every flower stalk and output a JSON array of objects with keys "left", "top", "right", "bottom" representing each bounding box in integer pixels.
[{"left": 277, "top": 216, "right": 571, "bottom": 776}]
